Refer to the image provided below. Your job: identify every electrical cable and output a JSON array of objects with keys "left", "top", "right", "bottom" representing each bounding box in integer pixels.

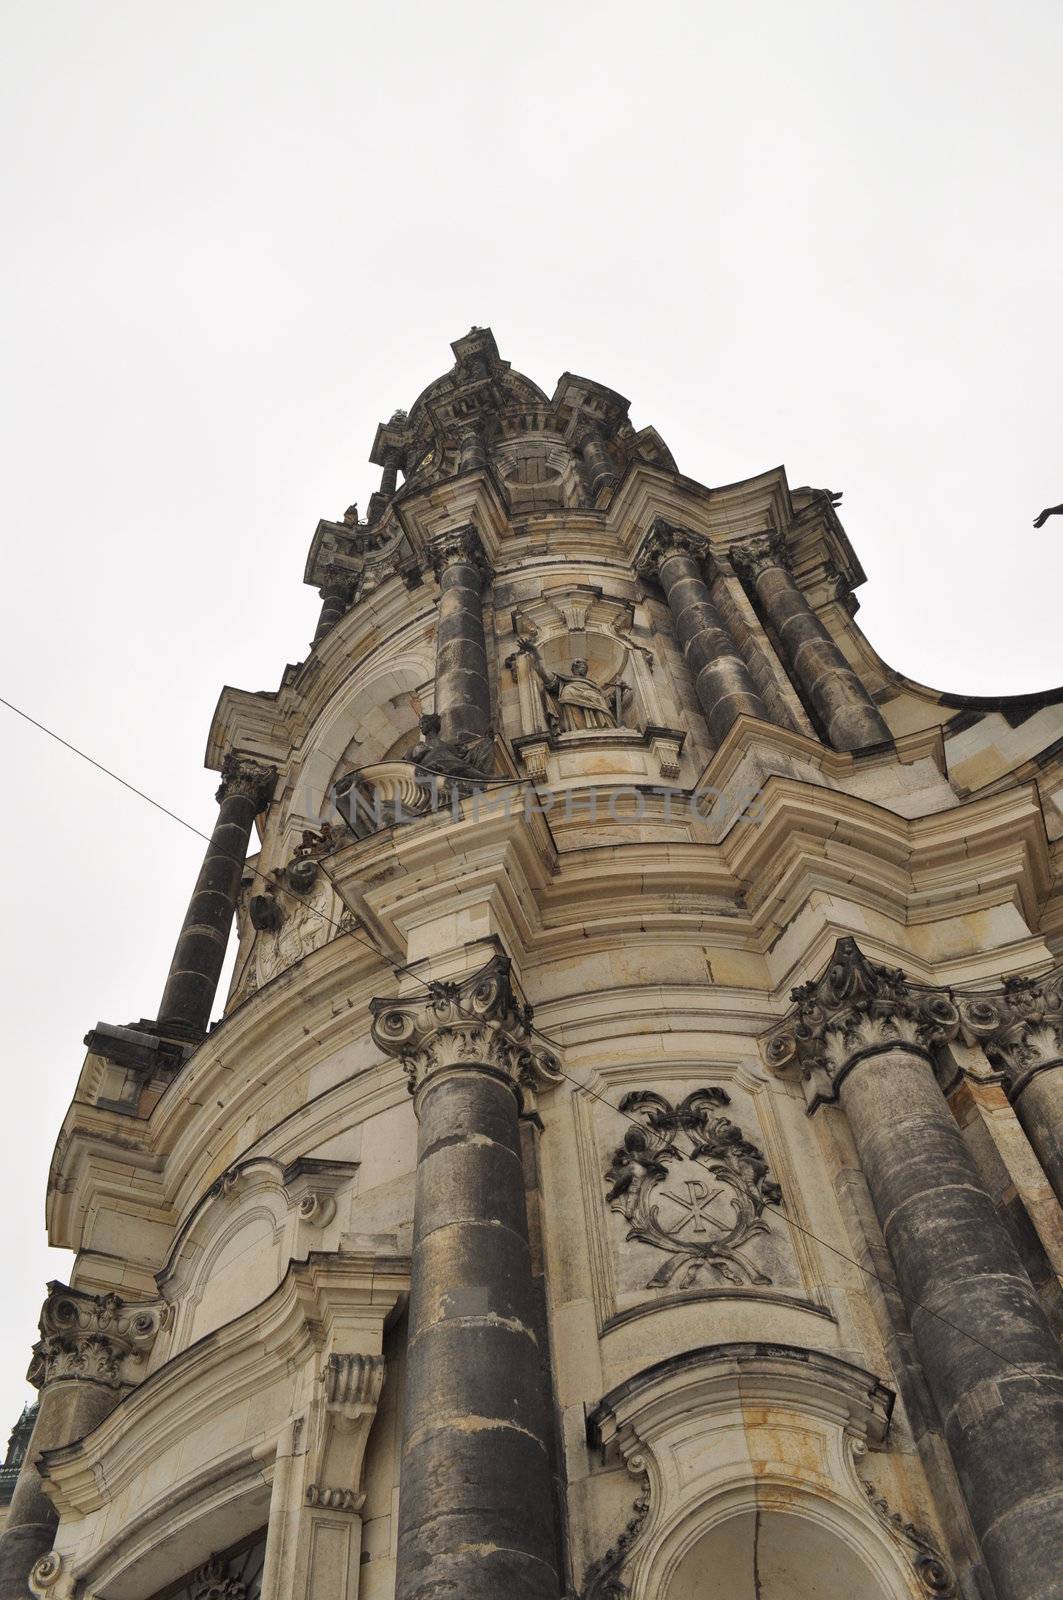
[{"left": 0, "top": 691, "right": 1047, "bottom": 1382}]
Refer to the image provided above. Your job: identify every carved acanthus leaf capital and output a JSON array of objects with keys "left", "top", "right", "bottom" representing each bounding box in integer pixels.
[
  {"left": 429, "top": 524, "right": 490, "bottom": 580},
  {"left": 28, "top": 1282, "right": 166, "bottom": 1392},
  {"left": 730, "top": 532, "right": 790, "bottom": 583},
  {"left": 369, "top": 953, "right": 562, "bottom": 1105},
  {"left": 634, "top": 518, "right": 709, "bottom": 580},
  {"left": 767, "top": 941, "right": 1063, "bottom": 1104},
  {"left": 762, "top": 939, "right": 961, "bottom": 1107},
  {"left": 216, "top": 753, "right": 277, "bottom": 810}
]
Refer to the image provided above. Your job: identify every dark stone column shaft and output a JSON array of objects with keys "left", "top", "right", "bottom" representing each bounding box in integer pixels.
[
  {"left": 458, "top": 426, "right": 487, "bottom": 473},
  {"left": 737, "top": 541, "right": 890, "bottom": 750},
  {"left": 380, "top": 443, "right": 403, "bottom": 498},
  {"left": 158, "top": 757, "right": 275, "bottom": 1037},
  {"left": 433, "top": 537, "right": 492, "bottom": 744},
  {"left": 313, "top": 578, "right": 356, "bottom": 645},
  {"left": 577, "top": 423, "right": 615, "bottom": 501},
  {"left": 0, "top": 1383, "right": 114, "bottom": 1595},
  {"left": 1011, "top": 1062, "right": 1063, "bottom": 1207},
  {"left": 397, "top": 1066, "right": 559, "bottom": 1600},
  {"left": 840, "top": 1046, "right": 1063, "bottom": 1600},
  {"left": 655, "top": 547, "right": 767, "bottom": 745}
]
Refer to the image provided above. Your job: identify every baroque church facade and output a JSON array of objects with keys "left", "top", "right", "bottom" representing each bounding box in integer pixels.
[{"left": 1, "top": 328, "right": 1061, "bottom": 1600}]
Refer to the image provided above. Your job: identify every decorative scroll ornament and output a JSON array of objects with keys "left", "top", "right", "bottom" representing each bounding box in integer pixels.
[
  {"left": 862, "top": 1481, "right": 957, "bottom": 1596},
  {"left": 216, "top": 753, "right": 277, "bottom": 810},
  {"left": 369, "top": 953, "right": 562, "bottom": 1104},
  {"left": 762, "top": 936, "right": 1063, "bottom": 1107},
  {"left": 577, "top": 1473, "right": 651, "bottom": 1600},
  {"left": 604, "top": 1089, "right": 782, "bottom": 1288},
  {"left": 27, "top": 1282, "right": 165, "bottom": 1392},
  {"left": 27, "top": 1553, "right": 63, "bottom": 1596}
]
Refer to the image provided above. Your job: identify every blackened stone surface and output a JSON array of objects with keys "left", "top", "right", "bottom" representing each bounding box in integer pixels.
[
  {"left": 1013, "top": 1064, "right": 1063, "bottom": 1208},
  {"left": 396, "top": 1067, "right": 559, "bottom": 1600},
  {"left": 0, "top": 1382, "right": 115, "bottom": 1598},
  {"left": 747, "top": 558, "right": 890, "bottom": 751},
  {"left": 841, "top": 1047, "right": 1063, "bottom": 1600},
  {"left": 656, "top": 547, "right": 767, "bottom": 745},
  {"left": 157, "top": 782, "right": 263, "bottom": 1037}
]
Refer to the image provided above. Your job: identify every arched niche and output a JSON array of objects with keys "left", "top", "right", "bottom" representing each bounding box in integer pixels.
[
  {"left": 588, "top": 1343, "right": 945, "bottom": 1600},
  {"left": 156, "top": 1157, "right": 357, "bottom": 1356},
  {"left": 286, "top": 653, "right": 434, "bottom": 833},
  {"left": 666, "top": 1503, "right": 906, "bottom": 1599}
]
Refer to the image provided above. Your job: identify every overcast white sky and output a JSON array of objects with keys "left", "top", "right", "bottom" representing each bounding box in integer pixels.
[{"left": 0, "top": 0, "right": 1060, "bottom": 1432}]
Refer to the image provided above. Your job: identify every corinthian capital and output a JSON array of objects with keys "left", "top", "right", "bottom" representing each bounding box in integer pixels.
[
  {"left": 762, "top": 938, "right": 960, "bottom": 1108},
  {"left": 730, "top": 532, "right": 790, "bottom": 582},
  {"left": 216, "top": 753, "right": 277, "bottom": 808},
  {"left": 27, "top": 1282, "right": 166, "bottom": 1392},
  {"left": 429, "top": 524, "right": 490, "bottom": 580},
  {"left": 369, "top": 953, "right": 562, "bottom": 1104},
  {"left": 633, "top": 518, "right": 709, "bottom": 579},
  {"left": 951, "top": 969, "right": 1063, "bottom": 1095}
]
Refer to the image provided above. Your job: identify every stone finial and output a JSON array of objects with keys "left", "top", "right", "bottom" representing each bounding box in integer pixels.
[
  {"left": 369, "top": 953, "right": 562, "bottom": 1103},
  {"left": 633, "top": 518, "right": 709, "bottom": 580},
  {"left": 27, "top": 1283, "right": 166, "bottom": 1393},
  {"left": 730, "top": 532, "right": 790, "bottom": 582},
  {"left": 215, "top": 753, "right": 277, "bottom": 809}
]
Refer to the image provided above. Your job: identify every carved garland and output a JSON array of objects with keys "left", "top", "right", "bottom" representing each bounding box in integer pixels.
[{"left": 604, "top": 1089, "right": 782, "bottom": 1288}]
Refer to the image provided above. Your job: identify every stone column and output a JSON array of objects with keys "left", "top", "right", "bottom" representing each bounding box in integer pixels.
[
  {"left": 458, "top": 423, "right": 487, "bottom": 473},
  {"left": 574, "top": 419, "right": 617, "bottom": 501},
  {"left": 157, "top": 753, "right": 276, "bottom": 1038},
  {"left": 370, "top": 955, "right": 562, "bottom": 1600},
  {"left": 770, "top": 940, "right": 1063, "bottom": 1600},
  {"left": 732, "top": 534, "right": 890, "bottom": 751},
  {"left": 957, "top": 970, "right": 1063, "bottom": 1208},
  {"left": 636, "top": 520, "right": 768, "bottom": 745},
  {"left": 0, "top": 1285, "right": 163, "bottom": 1598},
  {"left": 313, "top": 563, "right": 360, "bottom": 645},
  {"left": 379, "top": 443, "right": 404, "bottom": 499},
  {"left": 429, "top": 527, "right": 492, "bottom": 745}
]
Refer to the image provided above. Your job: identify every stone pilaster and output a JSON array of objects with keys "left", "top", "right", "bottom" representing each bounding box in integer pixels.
[
  {"left": 158, "top": 753, "right": 276, "bottom": 1038},
  {"left": 636, "top": 520, "right": 767, "bottom": 745},
  {"left": 0, "top": 1285, "right": 164, "bottom": 1599},
  {"left": 766, "top": 940, "right": 1063, "bottom": 1600},
  {"left": 732, "top": 535, "right": 890, "bottom": 751},
  {"left": 379, "top": 442, "right": 404, "bottom": 499},
  {"left": 370, "top": 955, "right": 562, "bottom": 1600},
  {"left": 429, "top": 526, "right": 493, "bottom": 746}
]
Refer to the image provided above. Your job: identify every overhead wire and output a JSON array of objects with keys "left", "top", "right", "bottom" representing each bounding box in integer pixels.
[{"left": 0, "top": 691, "right": 1044, "bottom": 1383}]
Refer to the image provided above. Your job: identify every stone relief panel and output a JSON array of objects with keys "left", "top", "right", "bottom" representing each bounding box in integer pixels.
[
  {"left": 603, "top": 1088, "right": 784, "bottom": 1291},
  {"left": 572, "top": 1067, "right": 820, "bottom": 1330}
]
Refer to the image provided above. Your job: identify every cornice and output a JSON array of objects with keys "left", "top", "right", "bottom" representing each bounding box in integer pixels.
[{"left": 48, "top": 764, "right": 1056, "bottom": 1258}]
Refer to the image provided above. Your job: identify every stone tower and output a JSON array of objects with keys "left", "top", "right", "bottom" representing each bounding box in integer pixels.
[{"left": 2, "top": 328, "right": 1061, "bottom": 1600}]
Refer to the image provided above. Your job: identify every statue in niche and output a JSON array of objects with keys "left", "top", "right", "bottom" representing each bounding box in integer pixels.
[
  {"left": 515, "top": 638, "right": 630, "bottom": 732},
  {"left": 406, "top": 712, "right": 495, "bottom": 779}
]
